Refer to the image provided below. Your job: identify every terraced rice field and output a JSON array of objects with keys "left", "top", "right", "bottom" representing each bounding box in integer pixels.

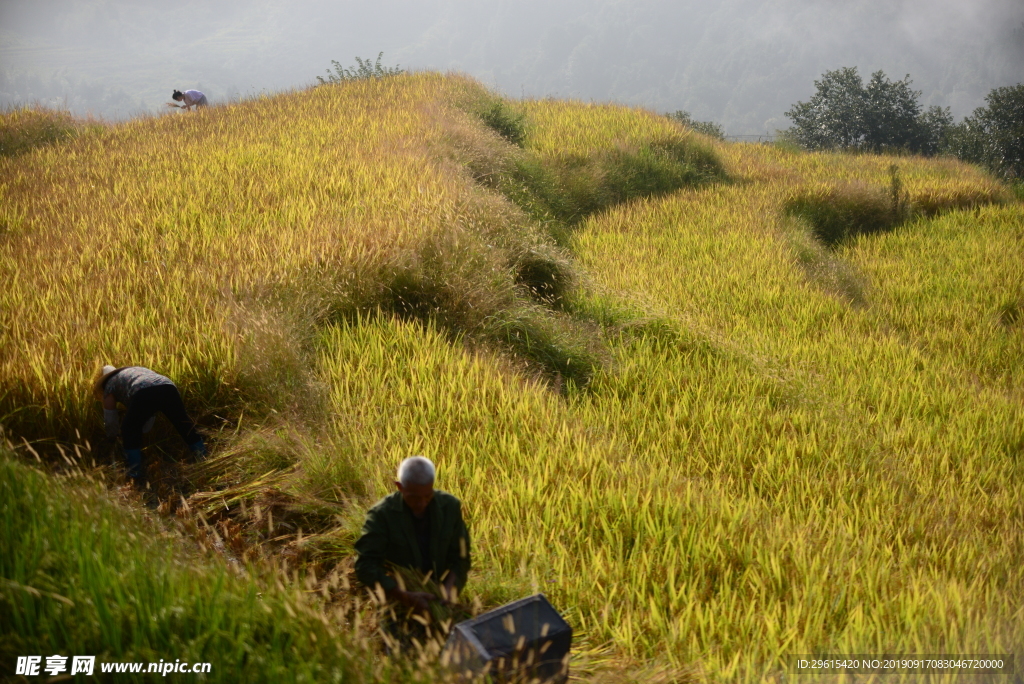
[{"left": 2, "top": 73, "right": 1021, "bottom": 681}]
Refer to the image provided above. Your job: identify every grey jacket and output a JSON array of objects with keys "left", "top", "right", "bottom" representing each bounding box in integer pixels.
[{"left": 103, "top": 366, "right": 173, "bottom": 405}]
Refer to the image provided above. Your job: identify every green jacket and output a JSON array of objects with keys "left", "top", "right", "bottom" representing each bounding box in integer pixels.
[{"left": 354, "top": 490, "right": 471, "bottom": 593}]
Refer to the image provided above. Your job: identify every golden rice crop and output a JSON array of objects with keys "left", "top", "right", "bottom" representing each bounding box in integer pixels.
[
  {"left": 517, "top": 98, "right": 693, "bottom": 156},
  {"left": 2, "top": 73, "right": 1022, "bottom": 683},
  {"left": 568, "top": 125, "right": 1022, "bottom": 677},
  {"left": 0, "top": 74, "right": 546, "bottom": 435}
]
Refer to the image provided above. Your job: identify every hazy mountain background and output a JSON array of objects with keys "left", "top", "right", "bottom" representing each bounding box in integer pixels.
[{"left": 2, "top": 0, "right": 1022, "bottom": 134}]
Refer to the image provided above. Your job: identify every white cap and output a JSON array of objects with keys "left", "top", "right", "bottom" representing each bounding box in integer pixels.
[{"left": 101, "top": 365, "right": 116, "bottom": 376}]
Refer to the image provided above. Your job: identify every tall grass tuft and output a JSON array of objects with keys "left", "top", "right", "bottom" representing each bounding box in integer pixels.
[{"left": 784, "top": 179, "right": 906, "bottom": 247}]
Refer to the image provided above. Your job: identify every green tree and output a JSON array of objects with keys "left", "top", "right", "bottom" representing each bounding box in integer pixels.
[
  {"left": 917, "top": 105, "right": 956, "bottom": 157},
  {"left": 944, "top": 83, "right": 1024, "bottom": 179},
  {"left": 666, "top": 110, "right": 725, "bottom": 140},
  {"left": 785, "top": 67, "right": 951, "bottom": 154}
]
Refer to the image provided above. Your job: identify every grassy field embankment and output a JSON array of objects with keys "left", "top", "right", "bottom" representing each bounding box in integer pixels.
[
  {"left": 0, "top": 449, "right": 417, "bottom": 683},
  {"left": 1, "top": 73, "right": 1022, "bottom": 682}
]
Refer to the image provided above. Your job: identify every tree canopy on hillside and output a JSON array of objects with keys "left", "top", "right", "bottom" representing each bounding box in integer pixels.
[
  {"left": 785, "top": 67, "right": 951, "bottom": 155},
  {"left": 944, "top": 84, "right": 1024, "bottom": 179},
  {"left": 666, "top": 110, "right": 725, "bottom": 140}
]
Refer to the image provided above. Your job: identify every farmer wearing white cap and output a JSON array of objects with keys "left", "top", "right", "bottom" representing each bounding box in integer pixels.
[
  {"left": 170, "top": 89, "right": 207, "bottom": 111},
  {"left": 93, "top": 365, "right": 206, "bottom": 483},
  {"left": 355, "top": 456, "right": 471, "bottom": 610},
  {"left": 355, "top": 456, "right": 470, "bottom": 652}
]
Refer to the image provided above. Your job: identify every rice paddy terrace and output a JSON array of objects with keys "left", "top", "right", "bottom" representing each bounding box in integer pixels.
[{"left": 1, "top": 73, "right": 1022, "bottom": 682}]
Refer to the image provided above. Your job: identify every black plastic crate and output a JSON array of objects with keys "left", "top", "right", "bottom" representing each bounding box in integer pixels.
[{"left": 442, "top": 593, "right": 572, "bottom": 683}]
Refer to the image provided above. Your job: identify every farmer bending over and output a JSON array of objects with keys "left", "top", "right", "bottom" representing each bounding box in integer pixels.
[
  {"left": 93, "top": 365, "right": 207, "bottom": 483},
  {"left": 355, "top": 456, "right": 471, "bottom": 611},
  {"left": 170, "top": 89, "right": 207, "bottom": 111}
]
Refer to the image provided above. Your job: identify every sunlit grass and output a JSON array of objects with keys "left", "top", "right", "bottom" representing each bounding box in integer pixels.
[
  {"left": 0, "top": 74, "right": 573, "bottom": 435},
  {"left": 571, "top": 134, "right": 1022, "bottom": 679},
  {"left": 1, "top": 72, "right": 1022, "bottom": 683}
]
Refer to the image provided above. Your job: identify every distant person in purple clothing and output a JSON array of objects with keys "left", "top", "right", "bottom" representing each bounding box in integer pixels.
[
  {"left": 170, "top": 89, "right": 208, "bottom": 111},
  {"left": 93, "top": 365, "right": 207, "bottom": 484}
]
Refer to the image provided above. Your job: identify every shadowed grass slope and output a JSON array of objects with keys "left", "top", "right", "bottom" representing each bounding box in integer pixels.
[
  {"left": 0, "top": 447, "right": 435, "bottom": 683},
  {"left": 456, "top": 94, "right": 727, "bottom": 247}
]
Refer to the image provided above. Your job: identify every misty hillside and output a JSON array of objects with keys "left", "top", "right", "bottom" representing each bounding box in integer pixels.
[{"left": 2, "top": 0, "right": 1022, "bottom": 132}]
